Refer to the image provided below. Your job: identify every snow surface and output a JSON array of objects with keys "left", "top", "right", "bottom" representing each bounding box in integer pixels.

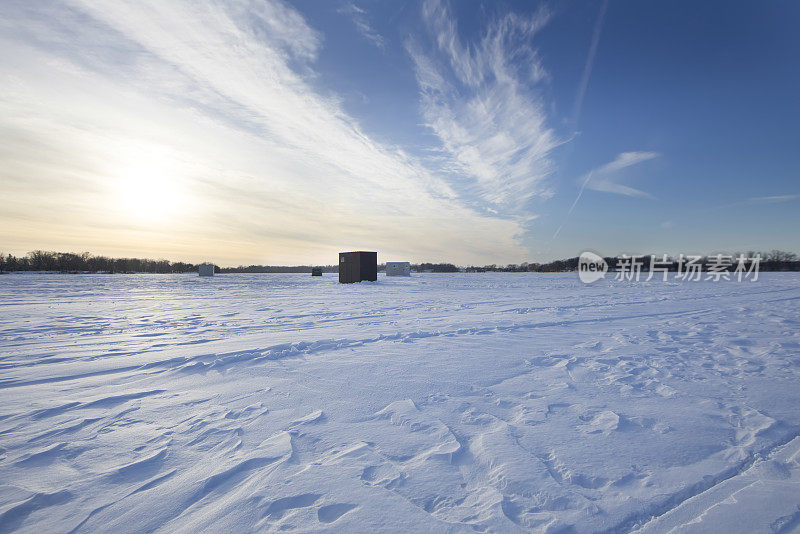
[{"left": 1, "top": 272, "right": 799, "bottom": 533}]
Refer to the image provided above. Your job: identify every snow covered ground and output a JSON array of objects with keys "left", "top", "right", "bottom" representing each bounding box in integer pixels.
[{"left": 1, "top": 272, "right": 799, "bottom": 533}]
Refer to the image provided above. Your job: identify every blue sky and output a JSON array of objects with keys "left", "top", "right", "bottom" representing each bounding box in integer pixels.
[{"left": 1, "top": 0, "right": 798, "bottom": 265}]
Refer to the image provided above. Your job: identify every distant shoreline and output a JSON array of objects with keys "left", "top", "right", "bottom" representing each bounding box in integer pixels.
[{"left": 2, "top": 250, "right": 799, "bottom": 274}]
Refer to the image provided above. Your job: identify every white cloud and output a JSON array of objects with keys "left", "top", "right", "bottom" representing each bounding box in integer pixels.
[
  {"left": 583, "top": 151, "right": 659, "bottom": 199},
  {"left": 339, "top": 2, "right": 385, "bottom": 49},
  {"left": 0, "top": 0, "right": 527, "bottom": 265},
  {"left": 747, "top": 194, "right": 798, "bottom": 204},
  {"left": 407, "top": 0, "right": 559, "bottom": 211}
]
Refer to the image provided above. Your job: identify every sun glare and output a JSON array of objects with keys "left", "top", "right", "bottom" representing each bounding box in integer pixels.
[{"left": 114, "top": 157, "right": 184, "bottom": 224}]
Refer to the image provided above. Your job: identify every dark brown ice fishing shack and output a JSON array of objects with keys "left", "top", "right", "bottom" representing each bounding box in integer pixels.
[{"left": 339, "top": 251, "right": 377, "bottom": 283}]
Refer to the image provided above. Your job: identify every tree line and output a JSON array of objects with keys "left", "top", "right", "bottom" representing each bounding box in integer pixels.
[
  {"left": 1, "top": 249, "right": 798, "bottom": 274},
  {"left": 218, "top": 265, "right": 338, "bottom": 274},
  {"left": 480, "top": 250, "right": 800, "bottom": 273},
  {"left": 0, "top": 251, "right": 197, "bottom": 273}
]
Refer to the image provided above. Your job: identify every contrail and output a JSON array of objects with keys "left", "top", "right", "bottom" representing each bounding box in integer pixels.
[
  {"left": 571, "top": 0, "right": 608, "bottom": 126},
  {"left": 554, "top": 1, "right": 608, "bottom": 241},
  {"left": 552, "top": 171, "right": 593, "bottom": 239}
]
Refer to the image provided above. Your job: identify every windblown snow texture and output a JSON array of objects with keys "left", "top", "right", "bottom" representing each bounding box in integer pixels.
[{"left": 1, "top": 273, "right": 799, "bottom": 532}]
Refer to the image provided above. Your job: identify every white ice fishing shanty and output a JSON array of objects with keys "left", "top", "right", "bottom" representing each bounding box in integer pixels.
[
  {"left": 385, "top": 261, "right": 411, "bottom": 276},
  {"left": 198, "top": 263, "right": 214, "bottom": 277}
]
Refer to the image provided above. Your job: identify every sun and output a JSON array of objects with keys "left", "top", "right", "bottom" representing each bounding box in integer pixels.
[{"left": 114, "top": 156, "right": 184, "bottom": 224}]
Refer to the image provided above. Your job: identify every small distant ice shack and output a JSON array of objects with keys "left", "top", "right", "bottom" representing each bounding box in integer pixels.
[
  {"left": 198, "top": 263, "right": 214, "bottom": 277},
  {"left": 339, "top": 251, "right": 377, "bottom": 284},
  {"left": 385, "top": 261, "right": 411, "bottom": 276}
]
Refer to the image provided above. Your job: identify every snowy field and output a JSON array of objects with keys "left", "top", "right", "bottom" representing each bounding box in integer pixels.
[{"left": 1, "top": 272, "right": 800, "bottom": 533}]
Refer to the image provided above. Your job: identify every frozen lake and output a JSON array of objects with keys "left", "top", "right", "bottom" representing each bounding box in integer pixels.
[{"left": 1, "top": 272, "right": 799, "bottom": 532}]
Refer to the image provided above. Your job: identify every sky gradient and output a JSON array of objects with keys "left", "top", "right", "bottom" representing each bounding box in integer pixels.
[{"left": 1, "top": 0, "right": 798, "bottom": 265}]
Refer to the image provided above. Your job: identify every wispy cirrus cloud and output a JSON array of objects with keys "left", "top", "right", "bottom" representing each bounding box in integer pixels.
[
  {"left": 0, "top": 0, "right": 526, "bottom": 265},
  {"left": 552, "top": 151, "right": 658, "bottom": 238},
  {"left": 747, "top": 194, "right": 798, "bottom": 203},
  {"left": 707, "top": 193, "right": 799, "bottom": 212},
  {"left": 583, "top": 151, "right": 660, "bottom": 199},
  {"left": 339, "top": 1, "right": 385, "bottom": 49},
  {"left": 407, "top": 0, "right": 560, "bottom": 212}
]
